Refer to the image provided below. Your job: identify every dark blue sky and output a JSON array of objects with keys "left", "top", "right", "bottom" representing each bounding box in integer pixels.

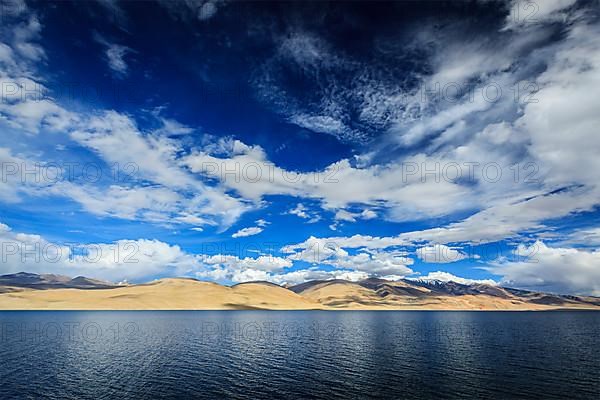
[{"left": 1, "top": 0, "right": 600, "bottom": 295}]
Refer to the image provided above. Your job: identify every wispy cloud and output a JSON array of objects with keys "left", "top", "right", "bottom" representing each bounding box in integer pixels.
[
  {"left": 93, "top": 33, "right": 132, "bottom": 78},
  {"left": 231, "top": 226, "right": 263, "bottom": 238}
]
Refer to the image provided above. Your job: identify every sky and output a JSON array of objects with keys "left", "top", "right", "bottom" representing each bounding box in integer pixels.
[{"left": 1, "top": 0, "right": 600, "bottom": 295}]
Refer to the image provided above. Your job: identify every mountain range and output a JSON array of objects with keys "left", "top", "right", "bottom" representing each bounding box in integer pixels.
[
  {"left": 0, "top": 272, "right": 117, "bottom": 291},
  {"left": 0, "top": 273, "right": 599, "bottom": 310}
]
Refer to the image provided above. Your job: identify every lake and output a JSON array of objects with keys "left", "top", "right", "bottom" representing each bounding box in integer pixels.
[{"left": 0, "top": 311, "right": 599, "bottom": 399}]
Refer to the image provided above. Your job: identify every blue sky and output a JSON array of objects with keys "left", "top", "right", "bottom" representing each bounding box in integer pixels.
[{"left": 1, "top": 0, "right": 600, "bottom": 295}]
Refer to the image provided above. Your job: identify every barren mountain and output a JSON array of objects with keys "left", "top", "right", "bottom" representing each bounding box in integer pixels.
[
  {"left": 0, "top": 272, "right": 117, "bottom": 291},
  {"left": 0, "top": 277, "right": 321, "bottom": 310},
  {"left": 289, "top": 278, "right": 600, "bottom": 310},
  {"left": 0, "top": 273, "right": 599, "bottom": 310}
]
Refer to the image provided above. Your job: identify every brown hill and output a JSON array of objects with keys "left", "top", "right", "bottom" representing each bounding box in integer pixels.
[
  {"left": 0, "top": 273, "right": 599, "bottom": 310},
  {"left": 0, "top": 272, "right": 117, "bottom": 290},
  {"left": 289, "top": 278, "right": 600, "bottom": 310},
  {"left": 0, "top": 278, "right": 321, "bottom": 310}
]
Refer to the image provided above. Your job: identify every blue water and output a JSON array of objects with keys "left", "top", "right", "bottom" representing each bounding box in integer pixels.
[{"left": 0, "top": 311, "right": 599, "bottom": 399}]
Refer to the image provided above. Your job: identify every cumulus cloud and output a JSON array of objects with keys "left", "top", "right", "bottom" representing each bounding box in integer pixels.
[
  {"left": 194, "top": 251, "right": 403, "bottom": 285},
  {"left": 0, "top": 221, "right": 296, "bottom": 284},
  {"left": 287, "top": 203, "right": 321, "bottom": 223},
  {"left": 283, "top": 234, "right": 410, "bottom": 258},
  {"left": 282, "top": 236, "right": 414, "bottom": 278},
  {"left": 201, "top": 253, "right": 291, "bottom": 272},
  {"left": 323, "top": 251, "right": 414, "bottom": 278},
  {"left": 271, "top": 268, "right": 369, "bottom": 286},
  {"left": 0, "top": 15, "right": 75, "bottom": 135},
  {"left": 183, "top": 140, "right": 477, "bottom": 221},
  {"left": 488, "top": 241, "right": 600, "bottom": 296},
  {"left": 196, "top": 253, "right": 295, "bottom": 283},
  {"left": 0, "top": 221, "right": 200, "bottom": 281}
]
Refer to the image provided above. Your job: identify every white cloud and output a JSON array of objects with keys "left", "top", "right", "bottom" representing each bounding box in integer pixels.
[
  {"left": 70, "top": 111, "right": 194, "bottom": 189},
  {"left": 399, "top": 186, "right": 600, "bottom": 245},
  {"left": 519, "top": 23, "right": 600, "bottom": 188},
  {"left": 488, "top": 241, "right": 600, "bottom": 296},
  {"left": 94, "top": 34, "right": 132, "bottom": 77},
  {"left": 0, "top": 70, "right": 75, "bottom": 134},
  {"left": 416, "top": 244, "right": 467, "bottom": 263},
  {"left": 12, "top": 15, "right": 45, "bottom": 61},
  {"left": 0, "top": 221, "right": 200, "bottom": 281},
  {"left": 361, "top": 209, "right": 377, "bottom": 219},
  {"left": 231, "top": 226, "right": 263, "bottom": 238},
  {"left": 334, "top": 210, "right": 357, "bottom": 222},
  {"left": 0, "top": 221, "right": 297, "bottom": 283},
  {"left": 158, "top": 0, "right": 223, "bottom": 22},
  {"left": 283, "top": 236, "right": 349, "bottom": 263},
  {"left": 271, "top": 268, "right": 369, "bottom": 286},
  {"left": 54, "top": 183, "right": 181, "bottom": 222},
  {"left": 323, "top": 251, "right": 414, "bottom": 277},
  {"left": 198, "top": 2, "right": 218, "bottom": 20},
  {"left": 184, "top": 141, "right": 477, "bottom": 222},
  {"left": 282, "top": 234, "right": 410, "bottom": 259},
  {"left": 563, "top": 228, "right": 600, "bottom": 247},
  {"left": 288, "top": 203, "right": 309, "bottom": 218},
  {"left": 196, "top": 253, "right": 293, "bottom": 283},
  {"left": 1, "top": 0, "right": 600, "bottom": 297},
  {"left": 287, "top": 203, "right": 321, "bottom": 223},
  {"left": 0, "top": 142, "right": 247, "bottom": 228},
  {"left": 334, "top": 209, "right": 377, "bottom": 222},
  {"left": 234, "top": 0, "right": 600, "bottom": 249},
  {"left": 201, "top": 254, "right": 291, "bottom": 272},
  {"left": 282, "top": 235, "right": 414, "bottom": 278},
  {"left": 290, "top": 114, "right": 348, "bottom": 137},
  {"left": 154, "top": 117, "right": 194, "bottom": 136},
  {"left": 505, "top": 0, "right": 577, "bottom": 30},
  {"left": 66, "top": 111, "right": 253, "bottom": 227},
  {"left": 1, "top": 13, "right": 254, "bottom": 229},
  {"left": 105, "top": 44, "right": 130, "bottom": 76}
]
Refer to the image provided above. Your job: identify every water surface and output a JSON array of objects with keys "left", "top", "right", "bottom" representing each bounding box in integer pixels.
[{"left": 1, "top": 311, "right": 599, "bottom": 399}]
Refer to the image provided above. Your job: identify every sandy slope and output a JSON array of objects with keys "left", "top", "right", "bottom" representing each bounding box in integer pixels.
[
  {"left": 295, "top": 281, "right": 596, "bottom": 310},
  {"left": 0, "top": 278, "right": 598, "bottom": 311},
  {"left": 0, "top": 278, "right": 322, "bottom": 310}
]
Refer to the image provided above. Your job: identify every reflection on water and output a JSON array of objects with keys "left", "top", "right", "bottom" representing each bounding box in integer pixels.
[{"left": 0, "top": 311, "right": 599, "bottom": 399}]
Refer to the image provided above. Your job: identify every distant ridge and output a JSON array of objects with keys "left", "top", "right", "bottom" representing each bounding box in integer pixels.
[
  {"left": 0, "top": 273, "right": 599, "bottom": 310},
  {"left": 0, "top": 272, "right": 118, "bottom": 290},
  {"left": 288, "top": 277, "right": 600, "bottom": 309}
]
